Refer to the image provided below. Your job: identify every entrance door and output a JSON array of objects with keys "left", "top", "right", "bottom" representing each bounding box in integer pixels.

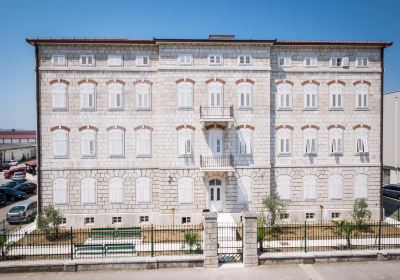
[
  {"left": 208, "top": 129, "right": 223, "bottom": 156},
  {"left": 209, "top": 179, "right": 223, "bottom": 212}
]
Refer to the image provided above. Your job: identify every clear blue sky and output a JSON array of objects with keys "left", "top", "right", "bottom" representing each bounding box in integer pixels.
[{"left": 0, "top": 0, "right": 399, "bottom": 130}]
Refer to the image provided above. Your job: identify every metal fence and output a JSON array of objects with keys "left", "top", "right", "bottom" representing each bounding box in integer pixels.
[
  {"left": 0, "top": 218, "right": 24, "bottom": 235},
  {"left": 257, "top": 221, "right": 400, "bottom": 253},
  {"left": 0, "top": 225, "right": 203, "bottom": 262},
  {"left": 217, "top": 223, "right": 243, "bottom": 263}
]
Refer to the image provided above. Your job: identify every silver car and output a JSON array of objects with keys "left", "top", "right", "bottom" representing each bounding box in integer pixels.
[
  {"left": 11, "top": 172, "right": 26, "bottom": 181},
  {"left": 6, "top": 200, "right": 37, "bottom": 224}
]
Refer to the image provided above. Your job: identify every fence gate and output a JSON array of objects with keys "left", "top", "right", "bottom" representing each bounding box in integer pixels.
[{"left": 217, "top": 223, "right": 243, "bottom": 263}]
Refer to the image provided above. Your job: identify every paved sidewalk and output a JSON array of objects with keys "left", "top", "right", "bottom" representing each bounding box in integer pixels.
[{"left": 2, "top": 261, "right": 400, "bottom": 280}]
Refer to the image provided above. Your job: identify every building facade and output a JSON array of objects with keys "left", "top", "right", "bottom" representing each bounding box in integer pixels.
[
  {"left": 0, "top": 129, "right": 36, "bottom": 144},
  {"left": 27, "top": 36, "right": 391, "bottom": 227},
  {"left": 383, "top": 91, "right": 400, "bottom": 184}
]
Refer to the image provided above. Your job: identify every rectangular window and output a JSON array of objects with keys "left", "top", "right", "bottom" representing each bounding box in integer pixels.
[
  {"left": 304, "top": 57, "right": 317, "bottom": 67},
  {"left": 112, "top": 216, "right": 122, "bottom": 224},
  {"left": 331, "top": 57, "right": 349, "bottom": 67},
  {"left": 139, "top": 216, "right": 149, "bottom": 223},
  {"left": 278, "top": 56, "right": 292, "bottom": 68},
  {"left": 61, "top": 218, "right": 67, "bottom": 224},
  {"left": 356, "top": 57, "right": 368, "bottom": 68},
  {"left": 108, "top": 54, "right": 123, "bottom": 67},
  {"left": 331, "top": 212, "right": 340, "bottom": 219},
  {"left": 208, "top": 54, "right": 223, "bottom": 66},
  {"left": 136, "top": 55, "right": 150, "bottom": 66},
  {"left": 52, "top": 55, "right": 66, "bottom": 66},
  {"left": 80, "top": 55, "right": 95, "bottom": 66},
  {"left": 84, "top": 217, "right": 94, "bottom": 225},
  {"left": 280, "top": 213, "right": 289, "bottom": 220},
  {"left": 238, "top": 55, "right": 251, "bottom": 65},
  {"left": 178, "top": 54, "right": 193, "bottom": 65},
  {"left": 181, "top": 217, "right": 191, "bottom": 224},
  {"left": 305, "top": 213, "right": 315, "bottom": 220}
]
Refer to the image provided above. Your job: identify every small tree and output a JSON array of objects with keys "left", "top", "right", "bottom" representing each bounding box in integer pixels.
[
  {"left": 262, "top": 193, "right": 287, "bottom": 226},
  {"left": 37, "top": 205, "right": 64, "bottom": 240},
  {"left": 0, "top": 233, "right": 7, "bottom": 259},
  {"left": 257, "top": 212, "right": 267, "bottom": 251},
  {"left": 332, "top": 220, "right": 359, "bottom": 249},
  {"left": 184, "top": 231, "right": 200, "bottom": 254},
  {"left": 352, "top": 199, "right": 372, "bottom": 229}
]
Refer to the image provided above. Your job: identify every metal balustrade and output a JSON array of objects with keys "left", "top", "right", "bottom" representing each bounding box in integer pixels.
[
  {"left": 200, "top": 155, "right": 234, "bottom": 169},
  {"left": 199, "top": 106, "right": 234, "bottom": 119}
]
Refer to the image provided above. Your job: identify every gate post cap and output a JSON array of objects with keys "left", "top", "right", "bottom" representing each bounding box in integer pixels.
[
  {"left": 203, "top": 212, "right": 218, "bottom": 219},
  {"left": 241, "top": 211, "right": 258, "bottom": 219}
]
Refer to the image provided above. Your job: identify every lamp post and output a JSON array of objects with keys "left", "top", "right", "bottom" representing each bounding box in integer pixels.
[
  {"left": 319, "top": 205, "right": 324, "bottom": 221},
  {"left": 171, "top": 207, "right": 176, "bottom": 226}
]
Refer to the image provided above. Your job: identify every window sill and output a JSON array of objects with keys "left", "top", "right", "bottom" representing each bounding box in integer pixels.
[
  {"left": 80, "top": 108, "right": 96, "bottom": 112},
  {"left": 355, "top": 107, "right": 369, "bottom": 111},
  {"left": 304, "top": 153, "right": 317, "bottom": 156},
  {"left": 108, "top": 108, "right": 125, "bottom": 112},
  {"left": 136, "top": 201, "right": 152, "bottom": 204},
  {"left": 136, "top": 155, "right": 152, "bottom": 158},
  {"left": 277, "top": 108, "right": 292, "bottom": 111},
  {"left": 81, "top": 156, "right": 97, "bottom": 159},
  {"left": 238, "top": 107, "right": 252, "bottom": 111},
  {"left": 330, "top": 152, "right": 343, "bottom": 156},
  {"left": 109, "top": 155, "right": 125, "bottom": 159},
  {"left": 237, "top": 153, "right": 253, "bottom": 157},
  {"left": 330, "top": 198, "right": 343, "bottom": 201},
  {"left": 54, "top": 156, "right": 69, "bottom": 159},
  {"left": 178, "top": 155, "right": 194, "bottom": 158},
  {"left": 329, "top": 108, "right": 344, "bottom": 111},
  {"left": 303, "top": 108, "right": 318, "bottom": 111},
  {"left": 238, "top": 64, "right": 252, "bottom": 66},
  {"left": 178, "top": 107, "right": 194, "bottom": 111},
  {"left": 53, "top": 108, "right": 68, "bottom": 112},
  {"left": 278, "top": 153, "right": 292, "bottom": 157},
  {"left": 355, "top": 152, "right": 369, "bottom": 156},
  {"left": 136, "top": 108, "right": 152, "bottom": 111}
]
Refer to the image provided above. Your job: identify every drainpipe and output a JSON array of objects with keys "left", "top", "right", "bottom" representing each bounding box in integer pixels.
[
  {"left": 34, "top": 43, "right": 42, "bottom": 214},
  {"left": 395, "top": 97, "right": 399, "bottom": 182},
  {"left": 380, "top": 47, "right": 385, "bottom": 221}
]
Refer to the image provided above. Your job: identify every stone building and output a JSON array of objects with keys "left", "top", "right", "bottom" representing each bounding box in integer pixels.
[{"left": 27, "top": 36, "right": 391, "bottom": 227}]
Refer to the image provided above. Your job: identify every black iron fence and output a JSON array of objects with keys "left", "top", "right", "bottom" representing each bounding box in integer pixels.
[
  {"left": 257, "top": 221, "right": 400, "bottom": 253},
  {"left": 218, "top": 223, "right": 243, "bottom": 263},
  {"left": 0, "top": 225, "right": 203, "bottom": 262}
]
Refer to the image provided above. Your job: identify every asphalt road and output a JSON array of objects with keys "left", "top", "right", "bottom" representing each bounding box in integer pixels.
[
  {"left": 0, "top": 167, "right": 37, "bottom": 233},
  {"left": 2, "top": 261, "right": 400, "bottom": 280}
]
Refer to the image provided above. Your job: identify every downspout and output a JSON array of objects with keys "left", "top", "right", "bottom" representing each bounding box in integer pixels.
[
  {"left": 380, "top": 47, "right": 384, "bottom": 221},
  {"left": 34, "top": 43, "right": 42, "bottom": 214},
  {"left": 395, "top": 97, "right": 398, "bottom": 180}
]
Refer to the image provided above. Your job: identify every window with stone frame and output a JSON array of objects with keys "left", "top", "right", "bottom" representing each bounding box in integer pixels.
[
  {"left": 108, "top": 54, "right": 123, "bottom": 67},
  {"left": 208, "top": 54, "right": 223, "bottom": 66},
  {"left": 278, "top": 56, "right": 292, "bottom": 68},
  {"left": 53, "top": 129, "right": 69, "bottom": 158},
  {"left": 81, "top": 178, "right": 97, "bottom": 204},
  {"left": 81, "top": 129, "right": 96, "bottom": 157},
  {"left": 108, "top": 128, "right": 124, "bottom": 158},
  {"left": 329, "top": 83, "right": 344, "bottom": 110},
  {"left": 177, "top": 54, "right": 193, "bottom": 65},
  {"left": 238, "top": 55, "right": 251, "bottom": 65},
  {"left": 238, "top": 82, "right": 252, "bottom": 108},
  {"left": 108, "top": 83, "right": 124, "bottom": 110},
  {"left": 177, "top": 82, "right": 193, "bottom": 109},
  {"left": 277, "top": 128, "right": 292, "bottom": 156},
  {"left": 80, "top": 55, "right": 95, "bottom": 66},
  {"left": 329, "top": 127, "right": 344, "bottom": 155},
  {"left": 237, "top": 128, "right": 252, "bottom": 155},
  {"left": 52, "top": 82, "right": 68, "bottom": 110},
  {"left": 135, "top": 83, "right": 151, "bottom": 110},
  {"left": 109, "top": 177, "right": 124, "bottom": 204},
  {"left": 178, "top": 128, "right": 193, "bottom": 156},
  {"left": 178, "top": 177, "right": 194, "bottom": 204},
  {"left": 277, "top": 83, "right": 292, "bottom": 110},
  {"left": 329, "top": 175, "right": 343, "bottom": 200},
  {"left": 303, "top": 128, "right": 317, "bottom": 155},
  {"left": 277, "top": 175, "right": 291, "bottom": 200},
  {"left": 136, "top": 177, "right": 151, "bottom": 203},
  {"left": 303, "top": 175, "right": 317, "bottom": 200},
  {"left": 303, "top": 83, "right": 318, "bottom": 110},
  {"left": 53, "top": 178, "right": 69, "bottom": 205},
  {"left": 237, "top": 176, "right": 252, "bottom": 203},
  {"left": 354, "top": 174, "right": 368, "bottom": 199},
  {"left": 80, "top": 83, "right": 96, "bottom": 110},
  {"left": 355, "top": 83, "right": 369, "bottom": 110},
  {"left": 355, "top": 127, "right": 369, "bottom": 154},
  {"left": 136, "top": 128, "right": 152, "bottom": 156}
]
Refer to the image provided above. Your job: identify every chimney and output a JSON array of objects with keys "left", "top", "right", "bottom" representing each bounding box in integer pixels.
[{"left": 208, "top": 34, "right": 236, "bottom": 40}]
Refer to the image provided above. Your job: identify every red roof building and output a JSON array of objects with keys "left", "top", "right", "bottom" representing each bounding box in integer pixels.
[{"left": 0, "top": 129, "right": 36, "bottom": 144}]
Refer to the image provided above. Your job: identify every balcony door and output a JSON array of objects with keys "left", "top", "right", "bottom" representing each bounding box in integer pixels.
[
  {"left": 208, "top": 82, "right": 223, "bottom": 117},
  {"left": 208, "top": 129, "right": 223, "bottom": 156},
  {"left": 209, "top": 178, "right": 223, "bottom": 212}
]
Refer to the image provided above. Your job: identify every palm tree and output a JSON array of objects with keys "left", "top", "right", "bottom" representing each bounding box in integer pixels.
[
  {"left": 184, "top": 231, "right": 199, "bottom": 254},
  {"left": 332, "top": 220, "right": 359, "bottom": 249}
]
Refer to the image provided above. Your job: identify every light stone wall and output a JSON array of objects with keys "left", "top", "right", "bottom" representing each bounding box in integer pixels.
[{"left": 37, "top": 42, "right": 382, "bottom": 227}]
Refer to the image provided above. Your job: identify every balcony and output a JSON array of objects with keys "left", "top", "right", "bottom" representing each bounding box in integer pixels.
[
  {"left": 200, "top": 155, "right": 235, "bottom": 171},
  {"left": 199, "top": 106, "right": 234, "bottom": 127}
]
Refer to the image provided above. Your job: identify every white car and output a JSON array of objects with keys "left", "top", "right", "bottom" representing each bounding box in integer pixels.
[
  {"left": 6, "top": 160, "right": 18, "bottom": 166},
  {"left": 11, "top": 172, "right": 26, "bottom": 181}
]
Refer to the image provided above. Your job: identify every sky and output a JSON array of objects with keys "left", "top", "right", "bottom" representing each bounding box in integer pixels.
[{"left": 0, "top": 0, "right": 399, "bottom": 130}]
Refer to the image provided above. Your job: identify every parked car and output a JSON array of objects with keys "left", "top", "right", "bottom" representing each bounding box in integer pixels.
[
  {"left": 13, "top": 182, "right": 36, "bottom": 194},
  {"left": 4, "top": 167, "right": 26, "bottom": 179},
  {"left": 6, "top": 200, "right": 37, "bottom": 224},
  {"left": 11, "top": 172, "right": 26, "bottom": 181},
  {"left": 0, "top": 163, "right": 11, "bottom": 171},
  {"left": 0, "top": 187, "right": 27, "bottom": 202},
  {"left": 0, "top": 193, "right": 6, "bottom": 206},
  {"left": 383, "top": 184, "right": 400, "bottom": 199},
  {"left": 6, "top": 160, "right": 18, "bottom": 166},
  {"left": 1, "top": 180, "right": 27, "bottom": 188}
]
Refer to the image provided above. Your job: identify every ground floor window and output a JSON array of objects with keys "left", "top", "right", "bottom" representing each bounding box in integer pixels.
[
  {"left": 331, "top": 212, "right": 341, "bottom": 219},
  {"left": 280, "top": 213, "right": 289, "bottom": 220},
  {"left": 181, "top": 217, "right": 191, "bottom": 224},
  {"left": 139, "top": 216, "right": 149, "bottom": 223},
  {"left": 84, "top": 217, "right": 94, "bottom": 225},
  {"left": 112, "top": 216, "right": 122, "bottom": 224},
  {"left": 305, "top": 213, "right": 315, "bottom": 220}
]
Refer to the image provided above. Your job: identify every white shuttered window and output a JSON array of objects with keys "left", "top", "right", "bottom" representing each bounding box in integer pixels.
[
  {"left": 329, "top": 175, "right": 343, "bottom": 200},
  {"left": 329, "top": 84, "right": 343, "bottom": 109},
  {"left": 278, "top": 128, "right": 292, "bottom": 155},
  {"left": 277, "top": 175, "right": 291, "bottom": 200},
  {"left": 355, "top": 128, "right": 369, "bottom": 154},
  {"left": 53, "top": 130, "right": 68, "bottom": 158},
  {"left": 354, "top": 174, "right": 368, "bottom": 199},
  {"left": 237, "top": 176, "right": 252, "bottom": 203},
  {"left": 304, "top": 128, "right": 317, "bottom": 155},
  {"left": 304, "top": 84, "right": 318, "bottom": 109},
  {"left": 136, "top": 128, "right": 152, "bottom": 156},
  {"left": 80, "top": 83, "right": 96, "bottom": 110},
  {"left": 136, "top": 177, "right": 151, "bottom": 203},
  {"left": 330, "top": 128, "right": 343, "bottom": 154},
  {"left": 355, "top": 84, "right": 369, "bottom": 109},
  {"left": 53, "top": 178, "right": 68, "bottom": 205},
  {"left": 238, "top": 128, "right": 252, "bottom": 155},
  {"left": 178, "top": 128, "right": 193, "bottom": 156},
  {"left": 109, "top": 129, "right": 124, "bottom": 157},
  {"left": 238, "top": 82, "right": 252, "bottom": 108},
  {"left": 81, "top": 178, "right": 96, "bottom": 204},
  {"left": 177, "top": 82, "right": 193, "bottom": 108},
  {"left": 277, "top": 83, "right": 292, "bottom": 109},
  {"left": 52, "top": 83, "right": 67, "bottom": 110},
  {"left": 136, "top": 83, "right": 151, "bottom": 110},
  {"left": 178, "top": 177, "right": 194, "bottom": 204},
  {"left": 303, "top": 175, "right": 317, "bottom": 200},
  {"left": 81, "top": 129, "right": 96, "bottom": 157},
  {"left": 109, "top": 83, "right": 123, "bottom": 109},
  {"left": 109, "top": 178, "right": 124, "bottom": 204}
]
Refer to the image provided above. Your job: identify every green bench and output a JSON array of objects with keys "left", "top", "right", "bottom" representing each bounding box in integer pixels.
[
  {"left": 115, "top": 227, "right": 141, "bottom": 238},
  {"left": 89, "top": 228, "right": 116, "bottom": 238},
  {"left": 74, "top": 244, "right": 104, "bottom": 255},
  {"left": 89, "top": 227, "right": 141, "bottom": 239},
  {"left": 105, "top": 243, "right": 136, "bottom": 255}
]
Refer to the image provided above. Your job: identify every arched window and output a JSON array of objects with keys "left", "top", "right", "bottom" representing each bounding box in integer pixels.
[
  {"left": 238, "top": 82, "right": 252, "bottom": 108},
  {"left": 52, "top": 83, "right": 67, "bottom": 110},
  {"left": 81, "top": 178, "right": 97, "bottom": 204},
  {"left": 277, "top": 128, "right": 292, "bottom": 155},
  {"left": 303, "top": 175, "right": 317, "bottom": 200},
  {"left": 277, "top": 175, "right": 291, "bottom": 200},
  {"left": 53, "top": 178, "right": 69, "bottom": 205},
  {"left": 277, "top": 83, "right": 292, "bottom": 109},
  {"left": 178, "top": 177, "right": 194, "bottom": 204},
  {"left": 53, "top": 129, "right": 68, "bottom": 158},
  {"left": 237, "top": 128, "right": 252, "bottom": 155},
  {"left": 208, "top": 82, "right": 223, "bottom": 107},
  {"left": 81, "top": 129, "right": 96, "bottom": 157},
  {"left": 80, "top": 83, "right": 96, "bottom": 110},
  {"left": 304, "top": 83, "right": 318, "bottom": 109},
  {"left": 303, "top": 128, "right": 317, "bottom": 155},
  {"left": 136, "top": 83, "right": 151, "bottom": 110},
  {"left": 329, "top": 128, "right": 344, "bottom": 154},
  {"left": 177, "top": 82, "right": 193, "bottom": 109},
  {"left": 136, "top": 128, "right": 152, "bottom": 156},
  {"left": 354, "top": 174, "right": 368, "bottom": 199},
  {"left": 178, "top": 128, "right": 193, "bottom": 156},
  {"left": 108, "top": 128, "right": 124, "bottom": 157},
  {"left": 136, "top": 177, "right": 151, "bottom": 203},
  {"left": 355, "top": 83, "right": 369, "bottom": 109},
  {"left": 237, "top": 176, "right": 252, "bottom": 203},
  {"left": 109, "top": 177, "right": 124, "bottom": 204},
  {"left": 355, "top": 128, "right": 369, "bottom": 154},
  {"left": 329, "top": 83, "right": 344, "bottom": 109},
  {"left": 329, "top": 175, "right": 343, "bottom": 200},
  {"left": 108, "top": 83, "right": 123, "bottom": 110}
]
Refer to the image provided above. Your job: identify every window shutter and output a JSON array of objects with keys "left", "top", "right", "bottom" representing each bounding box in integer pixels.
[
  {"left": 355, "top": 175, "right": 368, "bottom": 199},
  {"left": 178, "top": 131, "right": 186, "bottom": 155},
  {"left": 54, "top": 179, "right": 68, "bottom": 204},
  {"left": 178, "top": 178, "right": 193, "bottom": 204},
  {"left": 109, "top": 179, "right": 123, "bottom": 204}
]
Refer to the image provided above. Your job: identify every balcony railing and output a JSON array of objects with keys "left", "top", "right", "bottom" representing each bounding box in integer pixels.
[
  {"left": 200, "top": 155, "right": 234, "bottom": 170},
  {"left": 199, "top": 106, "right": 234, "bottom": 119}
]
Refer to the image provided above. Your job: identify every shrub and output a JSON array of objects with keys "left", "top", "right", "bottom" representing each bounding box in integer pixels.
[
  {"left": 37, "top": 205, "right": 64, "bottom": 240},
  {"left": 262, "top": 193, "right": 287, "bottom": 226},
  {"left": 352, "top": 199, "right": 372, "bottom": 230}
]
